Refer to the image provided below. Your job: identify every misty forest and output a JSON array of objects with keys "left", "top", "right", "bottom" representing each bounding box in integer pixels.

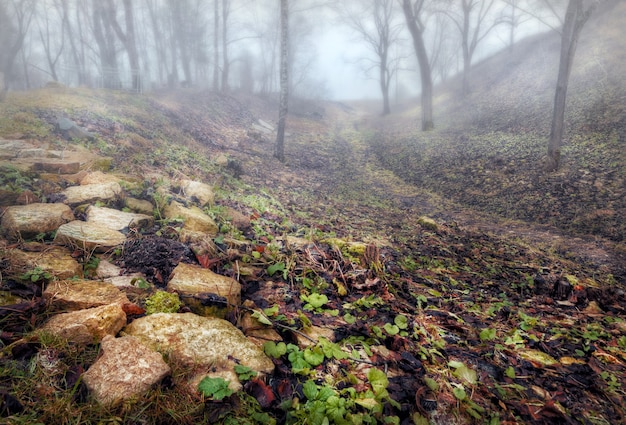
[{"left": 1, "top": 0, "right": 625, "bottom": 424}]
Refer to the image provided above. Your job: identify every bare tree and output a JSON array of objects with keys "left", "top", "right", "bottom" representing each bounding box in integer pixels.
[
  {"left": 440, "top": 0, "right": 501, "bottom": 95},
  {"left": 546, "top": 0, "right": 599, "bottom": 171},
  {"left": 0, "top": 0, "right": 36, "bottom": 97},
  {"left": 92, "top": 0, "right": 120, "bottom": 88},
  {"left": 343, "top": 0, "right": 404, "bottom": 115},
  {"left": 105, "top": 0, "right": 141, "bottom": 91},
  {"left": 400, "top": 0, "right": 434, "bottom": 130},
  {"left": 37, "top": 1, "right": 65, "bottom": 82},
  {"left": 275, "top": 0, "right": 289, "bottom": 162}
]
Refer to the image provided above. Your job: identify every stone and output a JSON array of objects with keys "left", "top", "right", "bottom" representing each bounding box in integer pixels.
[
  {"left": 1, "top": 203, "right": 74, "bottom": 240},
  {"left": 95, "top": 259, "right": 123, "bottom": 279},
  {"left": 82, "top": 335, "right": 171, "bottom": 406},
  {"left": 43, "top": 279, "right": 130, "bottom": 311},
  {"left": 178, "top": 179, "right": 215, "bottom": 207},
  {"left": 223, "top": 207, "right": 251, "bottom": 231},
  {"left": 79, "top": 171, "right": 120, "bottom": 185},
  {"left": 167, "top": 262, "right": 241, "bottom": 307},
  {"left": 163, "top": 200, "right": 218, "bottom": 241},
  {"left": 32, "top": 160, "right": 81, "bottom": 174},
  {"left": 5, "top": 247, "right": 82, "bottom": 280},
  {"left": 125, "top": 197, "right": 154, "bottom": 215},
  {"left": 123, "top": 313, "right": 274, "bottom": 381},
  {"left": 56, "top": 117, "right": 96, "bottom": 141},
  {"left": 15, "top": 190, "right": 39, "bottom": 205},
  {"left": 55, "top": 220, "right": 126, "bottom": 252},
  {"left": 86, "top": 206, "right": 154, "bottom": 231},
  {"left": 60, "top": 182, "right": 122, "bottom": 205},
  {"left": 40, "top": 303, "right": 126, "bottom": 344}
]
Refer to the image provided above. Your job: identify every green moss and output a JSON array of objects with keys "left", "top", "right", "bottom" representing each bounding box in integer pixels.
[
  {"left": 417, "top": 216, "right": 438, "bottom": 231},
  {"left": 144, "top": 291, "right": 182, "bottom": 314}
]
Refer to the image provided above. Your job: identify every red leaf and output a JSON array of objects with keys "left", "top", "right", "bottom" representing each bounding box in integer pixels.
[{"left": 246, "top": 378, "right": 275, "bottom": 408}]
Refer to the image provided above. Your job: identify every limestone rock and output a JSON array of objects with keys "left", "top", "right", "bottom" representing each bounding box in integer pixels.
[
  {"left": 82, "top": 335, "right": 171, "bottom": 406},
  {"left": 178, "top": 179, "right": 214, "bottom": 207},
  {"left": 1, "top": 203, "right": 74, "bottom": 240},
  {"left": 40, "top": 303, "right": 126, "bottom": 344},
  {"left": 55, "top": 220, "right": 126, "bottom": 252},
  {"left": 6, "top": 246, "right": 82, "bottom": 279},
  {"left": 32, "top": 160, "right": 80, "bottom": 174},
  {"left": 56, "top": 117, "right": 96, "bottom": 141},
  {"left": 123, "top": 313, "right": 274, "bottom": 380},
  {"left": 95, "top": 259, "right": 122, "bottom": 279},
  {"left": 86, "top": 206, "right": 154, "bottom": 231},
  {"left": 60, "top": 182, "right": 122, "bottom": 205},
  {"left": 44, "top": 279, "right": 130, "bottom": 311},
  {"left": 167, "top": 262, "right": 241, "bottom": 307},
  {"left": 79, "top": 171, "right": 120, "bottom": 185},
  {"left": 163, "top": 200, "right": 218, "bottom": 242},
  {"left": 125, "top": 197, "right": 154, "bottom": 215}
]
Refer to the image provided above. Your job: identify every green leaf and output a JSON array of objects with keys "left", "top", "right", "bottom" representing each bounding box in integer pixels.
[
  {"left": 234, "top": 364, "right": 257, "bottom": 381},
  {"left": 263, "top": 304, "right": 280, "bottom": 317},
  {"left": 423, "top": 376, "right": 439, "bottom": 392},
  {"left": 303, "top": 347, "right": 325, "bottom": 366},
  {"left": 301, "top": 293, "right": 329, "bottom": 309},
  {"left": 251, "top": 310, "right": 273, "bottom": 326},
  {"left": 394, "top": 315, "right": 409, "bottom": 330},
  {"left": 452, "top": 365, "right": 477, "bottom": 385},
  {"left": 452, "top": 384, "right": 467, "bottom": 401},
  {"left": 303, "top": 380, "right": 319, "bottom": 400},
  {"left": 267, "top": 262, "right": 286, "bottom": 277},
  {"left": 505, "top": 366, "right": 516, "bottom": 379},
  {"left": 383, "top": 323, "right": 400, "bottom": 335},
  {"left": 344, "top": 313, "right": 356, "bottom": 324},
  {"left": 263, "top": 341, "right": 287, "bottom": 358},
  {"left": 367, "top": 368, "right": 389, "bottom": 396},
  {"left": 198, "top": 377, "right": 233, "bottom": 400},
  {"left": 479, "top": 327, "right": 497, "bottom": 341}
]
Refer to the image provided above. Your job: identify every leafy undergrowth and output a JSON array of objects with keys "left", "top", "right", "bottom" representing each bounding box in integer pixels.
[{"left": 1, "top": 87, "right": 625, "bottom": 425}]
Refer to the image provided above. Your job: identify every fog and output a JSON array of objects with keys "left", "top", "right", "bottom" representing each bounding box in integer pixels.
[{"left": 0, "top": 0, "right": 564, "bottom": 101}]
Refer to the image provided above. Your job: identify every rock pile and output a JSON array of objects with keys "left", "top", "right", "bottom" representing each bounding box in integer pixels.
[{"left": 0, "top": 138, "right": 273, "bottom": 406}]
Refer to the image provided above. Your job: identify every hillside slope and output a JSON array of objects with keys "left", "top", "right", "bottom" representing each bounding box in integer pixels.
[{"left": 370, "top": 0, "right": 626, "bottom": 242}]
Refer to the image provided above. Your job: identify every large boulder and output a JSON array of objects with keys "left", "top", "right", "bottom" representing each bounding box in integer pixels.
[
  {"left": 40, "top": 303, "right": 126, "bottom": 344},
  {"left": 55, "top": 220, "right": 126, "bottom": 253},
  {"left": 123, "top": 313, "right": 274, "bottom": 385},
  {"left": 82, "top": 335, "right": 171, "bottom": 406},
  {"left": 43, "top": 279, "right": 130, "bottom": 311},
  {"left": 1, "top": 203, "right": 74, "bottom": 240}
]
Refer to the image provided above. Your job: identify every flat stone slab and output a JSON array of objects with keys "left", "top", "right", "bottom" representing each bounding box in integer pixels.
[
  {"left": 82, "top": 335, "right": 171, "bottom": 406},
  {"left": 167, "top": 262, "right": 241, "bottom": 307},
  {"left": 32, "top": 160, "right": 81, "bottom": 174},
  {"left": 41, "top": 303, "right": 127, "bottom": 345},
  {"left": 60, "top": 182, "right": 122, "bottom": 205},
  {"left": 1, "top": 203, "right": 74, "bottom": 240},
  {"left": 163, "top": 200, "right": 218, "bottom": 241},
  {"left": 5, "top": 246, "right": 82, "bottom": 280},
  {"left": 86, "top": 206, "right": 154, "bottom": 231},
  {"left": 55, "top": 220, "right": 126, "bottom": 252},
  {"left": 43, "top": 279, "right": 130, "bottom": 311},
  {"left": 123, "top": 313, "right": 274, "bottom": 380}
]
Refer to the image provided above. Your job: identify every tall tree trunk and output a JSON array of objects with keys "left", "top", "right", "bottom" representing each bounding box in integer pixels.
[
  {"left": 122, "top": 0, "right": 140, "bottom": 91},
  {"left": 401, "top": 0, "right": 434, "bottom": 131},
  {"left": 380, "top": 55, "right": 391, "bottom": 115},
  {"left": 213, "top": 0, "right": 220, "bottom": 91},
  {"left": 275, "top": 0, "right": 289, "bottom": 162},
  {"left": 546, "top": 0, "right": 594, "bottom": 171},
  {"left": 221, "top": 0, "right": 230, "bottom": 92}
]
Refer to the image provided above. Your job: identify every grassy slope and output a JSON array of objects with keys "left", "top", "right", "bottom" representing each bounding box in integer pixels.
[{"left": 369, "top": 1, "right": 626, "bottom": 242}]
